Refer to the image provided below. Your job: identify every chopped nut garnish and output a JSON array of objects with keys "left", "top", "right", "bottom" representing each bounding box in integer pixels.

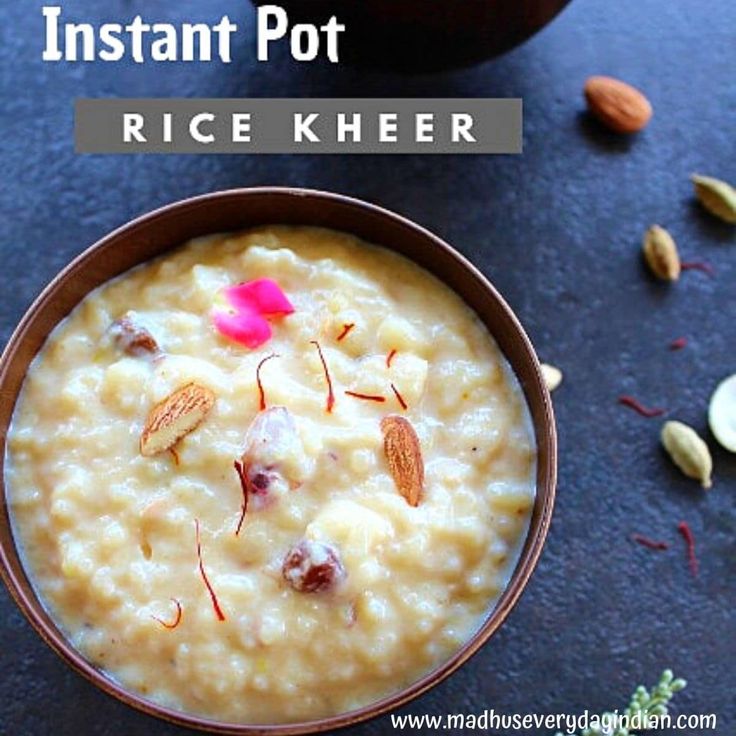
[
  {"left": 140, "top": 382, "right": 215, "bottom": 457},
  {"left": 380, "top": 414, "right": 424, "bottom": 507}
]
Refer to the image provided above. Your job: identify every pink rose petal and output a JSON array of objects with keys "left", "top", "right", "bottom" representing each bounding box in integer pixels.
[
  {"left": 224, "top": 278, "right": 294, "bottom": 316},
  {"left": 213, "top": 311, "right": 273, "bottom": 349},
  {"left": 212, "top": 278, "right": 294, "bottom": 349}
]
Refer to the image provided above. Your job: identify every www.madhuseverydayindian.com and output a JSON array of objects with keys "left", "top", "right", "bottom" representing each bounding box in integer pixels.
[{"left": 389, "top": 709, "right": 718, "bottom": 733}]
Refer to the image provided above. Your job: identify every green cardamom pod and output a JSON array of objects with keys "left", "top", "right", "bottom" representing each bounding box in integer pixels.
[
  {"left": 661, "top": 420, "right": 713, "bottom": 489},
  {"left": 643, "top": 225, "right": 680, "bottom": 281},
  {"left": 540, "top": 363, "right": 563, "bottom": 392},
  {"left": 691, "top": 174, "right": 736, "bottom": 224}
]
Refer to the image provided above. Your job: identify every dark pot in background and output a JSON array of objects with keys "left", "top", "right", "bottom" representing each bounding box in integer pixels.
[{"left": 254, "top": 0, "right": 572, "bottom": 71}]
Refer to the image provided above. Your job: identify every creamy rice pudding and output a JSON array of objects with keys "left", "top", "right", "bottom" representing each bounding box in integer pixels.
[{"left": 6, "top": 226, "right": 535, "bottom": 723}]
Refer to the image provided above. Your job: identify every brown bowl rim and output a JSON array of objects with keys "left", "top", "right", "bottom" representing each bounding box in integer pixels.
[{"left": 0, "top": 187, "right": 557, "bottom": 735}]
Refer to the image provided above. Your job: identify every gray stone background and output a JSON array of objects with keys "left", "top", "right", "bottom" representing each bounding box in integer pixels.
[{"left": 0, "top": 1, "right": 734, "bottom": 734}]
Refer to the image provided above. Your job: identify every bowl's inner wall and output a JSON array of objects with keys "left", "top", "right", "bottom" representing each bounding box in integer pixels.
[{"left": 0, "top": 189, "right": 554, "bottom": 731}]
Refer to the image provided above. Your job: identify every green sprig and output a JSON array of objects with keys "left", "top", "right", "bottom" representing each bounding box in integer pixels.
[{"left": 555, "top": 670, "right": 687, "bottom": 736}]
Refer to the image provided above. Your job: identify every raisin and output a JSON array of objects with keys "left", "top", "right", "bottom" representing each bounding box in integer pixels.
[
  {"left": 282, "top": 539, "right": 346, "bottom": 593},
  {"left": 110, "top": 314, "right": 159, "bottom": 356}
]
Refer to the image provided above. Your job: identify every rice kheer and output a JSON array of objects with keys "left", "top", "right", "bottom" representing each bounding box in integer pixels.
[{"left": 6, "top": 226, "right": 536, "bottom": 724}]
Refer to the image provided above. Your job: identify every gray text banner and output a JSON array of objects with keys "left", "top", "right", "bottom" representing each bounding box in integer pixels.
[{"left": 75, "top": 98, "right": 522, "bottom": 154}]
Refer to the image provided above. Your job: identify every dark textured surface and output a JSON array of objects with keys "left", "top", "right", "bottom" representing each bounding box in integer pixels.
[{"left": 1, "top": 1, "right": 735, "bottom": 734}]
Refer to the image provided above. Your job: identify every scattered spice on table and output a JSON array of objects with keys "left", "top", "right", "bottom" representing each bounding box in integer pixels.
[
  {"left": 618, "top": 395, "right": 666, "bottom": 417},
  {"left": 691, "top": 173, "right": 736, "bottom": 224},
  {"left": 680, "top": 260, "right": 715, "bottom": 277},
  {"left": 669, "top": 337, "right": 688, "bottom": 351},
  {"left": 642, "top": 224, "right": 681, "bottom": 281},
  {"left": 631, "top": 533, "right": 670, "bottom": 551},
  {"left": 541, "top": 363, "right": 563, "bottom": 392},
  {"left": 661, "top": 420, "right": 713, "bottom": 489},
  {"left": 677, "top": 521, "right": 699, "bottom": 577}
]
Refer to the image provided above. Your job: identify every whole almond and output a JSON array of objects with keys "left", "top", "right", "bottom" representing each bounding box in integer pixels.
[
  {"left": 140, "top": 382, "right": 215, "bottom": 456},
  {"left": 380, "top": 415, "right": 424, "bottom": 507},
  {"left": 643, "top": 225, "right": 680, "bottom": 281},
  {"left": 691, "top": 174, "right": 736, "bottom": 224},
  {"left": 584, "top": 76, "right": 653, "bottom": 134}
]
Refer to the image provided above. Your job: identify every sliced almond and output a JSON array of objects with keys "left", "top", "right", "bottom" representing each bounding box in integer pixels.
[
  {"left": 140, "top": 382, "right": 215, "bottom": 457},
  {"left": 380, "top": 414, "right": 424, "bottom": 507}
]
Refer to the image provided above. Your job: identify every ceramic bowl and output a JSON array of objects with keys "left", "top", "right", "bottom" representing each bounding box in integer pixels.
[{"left": 0, "top": 188, "right": 556, "bottom": 734}]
